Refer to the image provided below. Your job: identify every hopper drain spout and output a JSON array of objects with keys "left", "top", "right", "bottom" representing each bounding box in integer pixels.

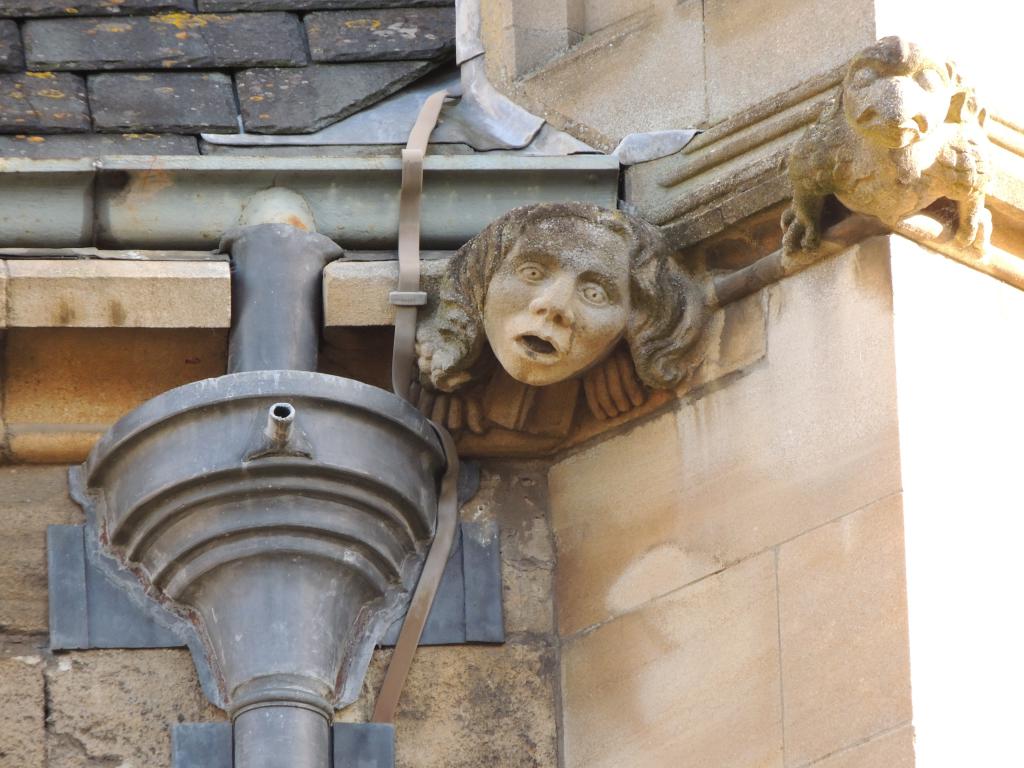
[{"left": 77, "top": 185, "right": 445, "bottom": 768}]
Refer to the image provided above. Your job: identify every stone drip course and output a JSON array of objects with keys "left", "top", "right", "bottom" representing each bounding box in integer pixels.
[{"left": 0, "top": 2, "right": 455, "bottom": 150}]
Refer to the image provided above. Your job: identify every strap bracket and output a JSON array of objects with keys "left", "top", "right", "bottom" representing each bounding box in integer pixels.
[{"left": 388, "top": 290, "right": 428, "bottom": 307}]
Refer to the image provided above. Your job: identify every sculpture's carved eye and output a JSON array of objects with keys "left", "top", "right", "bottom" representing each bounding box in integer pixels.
[
  {"left": 518, "top": 262, "right": 546, "bottom": 283},
  {"left": 580, "top": 283, "right": 609, "bottom": 305},
  {"left": 849, "top": 65, "right": 876, "bottom": 88},
  {"left": 915, "top": 67, "right": 945, "bottom": 92}
]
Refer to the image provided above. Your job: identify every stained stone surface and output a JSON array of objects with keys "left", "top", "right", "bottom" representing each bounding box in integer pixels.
[
  {"left": 45, "top": 650, "right": 226, "bottom": 768},
  {"left": 0, "top": 72, "right": 90, "bottom": 133},
  {"left": 0, "top": 657, "right": 45, "bottom": 768},
  {"left": 0, "top": 21, "right": 25, "bottom": 74},
  {"left": 778, "top": 494, "right": 912, "bottom": 765},
  {"left": 237, "top": 60, "right": 439, "bottom": 134},
  {"left": 0, "top": 466, "right": 83, "bottom": 635},
  {"left": 3, "top": 328, "right": 227, "bottom": 463},
  {"left": 2, "top": 0, "right": 196, "bottom": 15},
  {"left": 0, "top": 132, "right": 198, "bottom": 157},
  {"left": 306, "top": 7, "right": 456, "bottom": 62},
  {"left": 89, "top": 72, "right": 238, "bottom": 132},
  {"left": 561, "top": 553, "right": 783, "bottom": 768},
  {"left": 23, "top": 13, "right": 307, "bottom": 71}
]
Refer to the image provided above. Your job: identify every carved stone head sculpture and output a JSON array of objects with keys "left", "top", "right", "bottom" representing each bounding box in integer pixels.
[
  {"left": 415, "top": 203, "right": 707, "bottom": 431},
  {"left": 783, "top": 36, "right": 991, "bottom": 253}
]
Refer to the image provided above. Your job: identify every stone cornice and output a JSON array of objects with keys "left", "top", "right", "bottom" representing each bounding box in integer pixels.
[
  {"left": 624, "top": 67, "right": 844, "bottom": 246},
  {"left": 625, "top": 68, "right": 1024, "bottom": 263}
]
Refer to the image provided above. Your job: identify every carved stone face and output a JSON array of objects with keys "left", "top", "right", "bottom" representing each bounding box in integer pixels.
[
  {"left": 483, "top": 217, "right": 631, "bottom": 387},
  {"left": 843, "top": 39, "right": 955, "bottom": 149}
]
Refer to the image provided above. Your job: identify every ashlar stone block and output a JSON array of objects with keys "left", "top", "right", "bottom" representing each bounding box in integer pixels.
[
  {"left": 391, "top": 644, "right": 558, "bottom": 768},
  {"left": 811, "top": 726, "right": 915, "bottom": 768},
  {"left": 5, "top": 259, "right": 229, "bottom": 328},
  {"left": 323, "top": 257, "right": 449, "bottom": 326},
  {"left": 704, "top": 0, "right": 874, "bottom": 123},
  {"left": 550, "top": 411, "right": 692, "bottom": 636},
  {"left": 560, "top": 553, "right": 782, "bottom": 768},
  {"left": 0, "top": 466, "right": 83, "bottom": 634},
  {"left": 45, "top": 650, "right": 225, "bottom": 768},
  {"left": 778, "top": 494, "right": 912, "bottom": 765},
  {"left": 517, "top": 0, "right": 705, "bottom": 149},
  {"left": 550, "top": 240, "right": 902, "bottom": 636},
  {"left": 0, "top": 656, "right": 45, "bottom": 768},
  {"left": 472, "top": 465, "right": 556, "bottom": 638},
  {"left": 339, "top": 643, "right": 558, "bottom": 768},
  {"left": 4, "top": 328, "right": 226, "bottom": 463}
]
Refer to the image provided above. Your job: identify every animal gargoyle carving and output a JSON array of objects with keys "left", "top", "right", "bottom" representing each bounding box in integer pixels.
[
  {"left": 783, "top": 36, "right": 992, "bottom": 254},
  {"left": 413, "top": 202, "right": 708, "bottom": 438}
]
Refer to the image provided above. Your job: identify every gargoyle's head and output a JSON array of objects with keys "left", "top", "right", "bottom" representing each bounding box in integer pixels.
[
  {"left": 420, "top": 203, "right": 707, "bottom": 392},
  {"left": 843, "top": 36, "right": 986, "bottom": 149}
]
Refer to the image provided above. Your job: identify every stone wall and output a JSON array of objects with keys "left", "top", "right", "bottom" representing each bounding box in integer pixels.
[
  {"left": 0, "top": 462, "right": 559, "bottom": 768},
  {"left": 482, "top": 0, "right": 875, "bottom": 150},
  {"left": 5, "top": 237, "right": 1024, "bottom": 768},
  {"left": 548, "top": 239, "right": 916, "bottom": 767},
  {"left": 483, "top": 0, "right": 1020, "bottom": 151}
]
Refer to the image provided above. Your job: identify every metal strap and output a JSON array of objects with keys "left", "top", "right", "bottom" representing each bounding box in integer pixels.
[
  {"left": 373, "top": 89, "right": 458, "bottom": 725},
  {"left": 390, "top": 88, "right": 448, "bottom": 401}
]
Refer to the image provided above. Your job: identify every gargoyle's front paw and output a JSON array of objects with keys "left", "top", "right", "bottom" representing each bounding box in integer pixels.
[
  {"left": 416, "top": 342, "right": 470, "bottom": 392},
  {"left": 800, "top": 224, "right": 821, "bottom": 251},
  {"left": 781, "top": 209, "right": 819, "bottom": 253},
  {"left": 955, "top": 206, "right": 992, "bottom": 253}
]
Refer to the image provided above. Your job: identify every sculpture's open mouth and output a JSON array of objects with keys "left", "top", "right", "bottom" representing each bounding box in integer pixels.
[
  {"left": 518, "top": 334, "right": 559, "bottom": 356},
  {"left": 873, "top": 121, "right": 924, "bottom": 149},
  {"left": 893, "top": 124, "right": 922, "bottom": 147}
]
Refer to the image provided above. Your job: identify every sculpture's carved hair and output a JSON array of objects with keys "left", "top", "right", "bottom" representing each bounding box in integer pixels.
[{"left": 420, "top": 202, "right": 706, "bottom": 390}]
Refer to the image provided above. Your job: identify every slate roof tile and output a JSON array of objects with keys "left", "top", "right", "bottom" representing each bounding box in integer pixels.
[
  {"left": 89, "top": 71, "right": 239, "bottom": 132},
  {"left": 237, "top": 60, "right": 440, "bottom": 134},
  {"left": 0, "top": 22, "right": 26, "bottom": 74},
  {"left": 0, "top": 2, "right": 457, "bottom": 143},
  {"left": 0, "top": 132, "right": 198, "bottom": 157},
  {"left": 306, "top": 7, "right": 456, "bottom": 63},
  {"left": 1, "top": 0, "right": 196, "bottom": 17},
  {"left": 0, "top": 71, "right": 91, "bottom": 133},
  {"left": 24, "top": 13, "right": 307, "bottom": 71},
  {"left": 197, "top": 0, "right": 451, "bottom": 11}
]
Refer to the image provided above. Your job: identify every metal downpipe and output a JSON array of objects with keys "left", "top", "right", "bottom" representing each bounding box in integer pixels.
[
  {"left": 234, "top": 706, "right": 331, "bottom": 768},
  {"left": 224, "top": 191, "right": 338, "bottom": 768}
]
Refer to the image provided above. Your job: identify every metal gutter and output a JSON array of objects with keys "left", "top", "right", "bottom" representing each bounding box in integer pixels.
[{"left": 0, "top": 154, "right": 620, "bottom": 251}]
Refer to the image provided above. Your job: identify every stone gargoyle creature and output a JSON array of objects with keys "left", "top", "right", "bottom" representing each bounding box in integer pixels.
[
  {"left": 783, "top": 36, "right": 991, "bottom": 254},
  {"left": 412, "top": 202, "right": 707, "bottom": 437}
]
